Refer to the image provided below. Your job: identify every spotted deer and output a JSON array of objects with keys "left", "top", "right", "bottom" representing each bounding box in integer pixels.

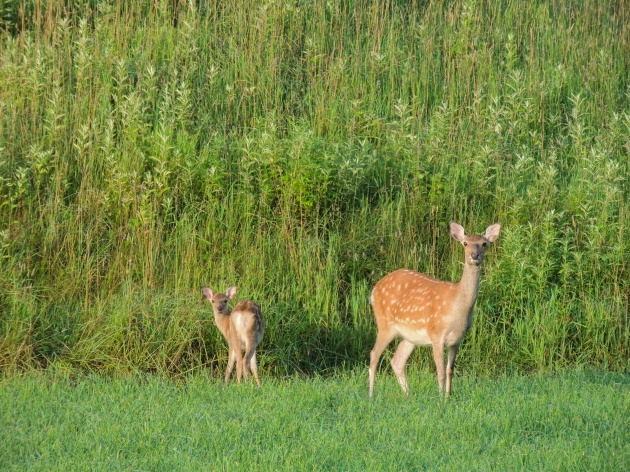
[
  {"left": 369, "top": 221, "right": 501, "bottom": 397},
  {"left": 202, "top": 286, "right": 264, "bottom": 387}
]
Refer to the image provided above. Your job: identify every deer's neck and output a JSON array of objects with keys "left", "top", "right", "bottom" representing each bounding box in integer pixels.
[
  {"left": 453, "top": 263, "right": 482, "bottom": 315},
  {"left": 213, "top": 311, "right": 232, "bottom": 338}
]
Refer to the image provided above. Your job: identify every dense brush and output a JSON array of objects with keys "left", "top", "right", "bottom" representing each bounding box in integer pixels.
[{"left": 0, "top": 0, "right": 627, "bottom": 376}]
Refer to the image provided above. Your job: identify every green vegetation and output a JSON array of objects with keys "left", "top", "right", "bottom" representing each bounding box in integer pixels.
[
  {"left": 0, "top": 0, "right": 628, "bottom": 376},
  {"left": 1, "top": 369, "right": 628, "bottom": 471}
]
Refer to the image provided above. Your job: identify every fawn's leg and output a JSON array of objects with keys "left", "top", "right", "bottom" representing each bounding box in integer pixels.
[
  {"left": 235, "top": 350, "right": 244, "bottom": 383},
  {"left": 246, "top": 349, "right": 261, "bottom": 387},
  {"left": 225, "top": 350, "right": 237, "bottom": 384}
]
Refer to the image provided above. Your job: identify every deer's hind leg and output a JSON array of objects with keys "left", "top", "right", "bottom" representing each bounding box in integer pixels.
[
  {"left": 245, "top": 348, "right": 261, "bottom": 387},
  {"left": 369, "top": 328, "right": 397, "bottom": 397},
  {"left": 391, "top": 340, "right": 415, "bottom": 394}
]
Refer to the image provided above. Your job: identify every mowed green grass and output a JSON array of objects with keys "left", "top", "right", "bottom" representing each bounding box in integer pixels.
[{"left": 1, "top": 370, "right": 628, "bottom": 471}]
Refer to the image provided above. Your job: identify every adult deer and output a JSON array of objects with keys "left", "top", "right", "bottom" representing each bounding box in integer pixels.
[
  {"left": 369, "top": 221, "right": 501, "bottom": 397},
  {"left": 202, "top": 286, "right": 264, "bottom": 387}
]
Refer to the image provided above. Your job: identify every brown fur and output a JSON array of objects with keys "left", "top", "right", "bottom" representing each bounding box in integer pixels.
[
  {"left": 369, "top": 221, "right": 501, "bottom": 397},
  {"left": 202, "top": 286, "right": 264, "bottom": 387}
]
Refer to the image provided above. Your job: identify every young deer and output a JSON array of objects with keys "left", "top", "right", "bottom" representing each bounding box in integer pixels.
[
  {"left": 369, "top": 221, "right": 501, "bottom": 397},
  {"left": 202, "top": 286, "right": 264, "bottom": 387}
]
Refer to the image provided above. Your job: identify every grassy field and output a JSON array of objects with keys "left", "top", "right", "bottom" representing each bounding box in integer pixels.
[
  {"left": 1, "top": 3, "right": 626, "bottom": 468},
  {"left": 1, "top": 369, "right": 628, "bottom": 471}
]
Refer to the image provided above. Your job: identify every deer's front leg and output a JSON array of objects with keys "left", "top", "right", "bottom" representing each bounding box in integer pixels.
[{"left": 225, "top": 349, "right": 237, "bottom": 384}]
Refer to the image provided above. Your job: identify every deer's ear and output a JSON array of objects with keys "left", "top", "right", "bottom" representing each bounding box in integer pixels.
[
  {"left": 485, "top": 223, "right": 501, "bottom": 243},
  {"left": 226, "top": 286, "right": 237, "bottom": 299},
  {"left": 202, "top": 288, "right": 213, "bottom": 300},
  {"left": 450, "top": 221, "right": 466, "bottom": 243}
]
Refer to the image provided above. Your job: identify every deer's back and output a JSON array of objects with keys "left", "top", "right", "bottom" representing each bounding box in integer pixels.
[
  {"left": 231, "top": 300, "right": 264, "bottom": 346},
  {"left": 371, "top": 269, "right": 457, "bottom": 331}
]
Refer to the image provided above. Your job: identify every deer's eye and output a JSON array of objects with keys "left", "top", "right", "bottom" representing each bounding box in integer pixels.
[
  {"left": 463, "top": 242, "right": 468, "bottom": 246},
  {"left": 482, "top": 242, "right": 487, "bottom": 247}
]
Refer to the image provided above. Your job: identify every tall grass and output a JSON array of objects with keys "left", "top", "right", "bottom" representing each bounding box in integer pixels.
[{"left": 0, "top": 0, "right": 628, "bottom": 376}]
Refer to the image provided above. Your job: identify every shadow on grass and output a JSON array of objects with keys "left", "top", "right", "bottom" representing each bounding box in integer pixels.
[{"left": 243, "top": 321, "right": 376, "bottom": 378}]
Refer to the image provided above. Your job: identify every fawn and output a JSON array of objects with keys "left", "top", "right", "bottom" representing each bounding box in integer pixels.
[
  {"left": 202, "top": 286, "right": 264, "bottom": 387},
  {"left": 369, "top": 221, "right": 501, "bottom": 397}
]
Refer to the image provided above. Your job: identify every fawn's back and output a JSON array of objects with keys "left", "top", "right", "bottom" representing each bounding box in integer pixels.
[{"left": 231, "top": 300, "right": 264, "bottom": 348}]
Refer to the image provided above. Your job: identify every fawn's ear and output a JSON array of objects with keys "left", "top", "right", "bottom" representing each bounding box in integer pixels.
[
  {"left": 485, "top": 223, "right": 501, "bottom": 243},
  {"left": 450, "top": 221, "right": 466, "bottom": 243},
  {"left": 202, "top": 288, "right": 213, "bottom": 300},
  {"left": 225, "top": 286, "right": 237, "bottom": 299}
]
